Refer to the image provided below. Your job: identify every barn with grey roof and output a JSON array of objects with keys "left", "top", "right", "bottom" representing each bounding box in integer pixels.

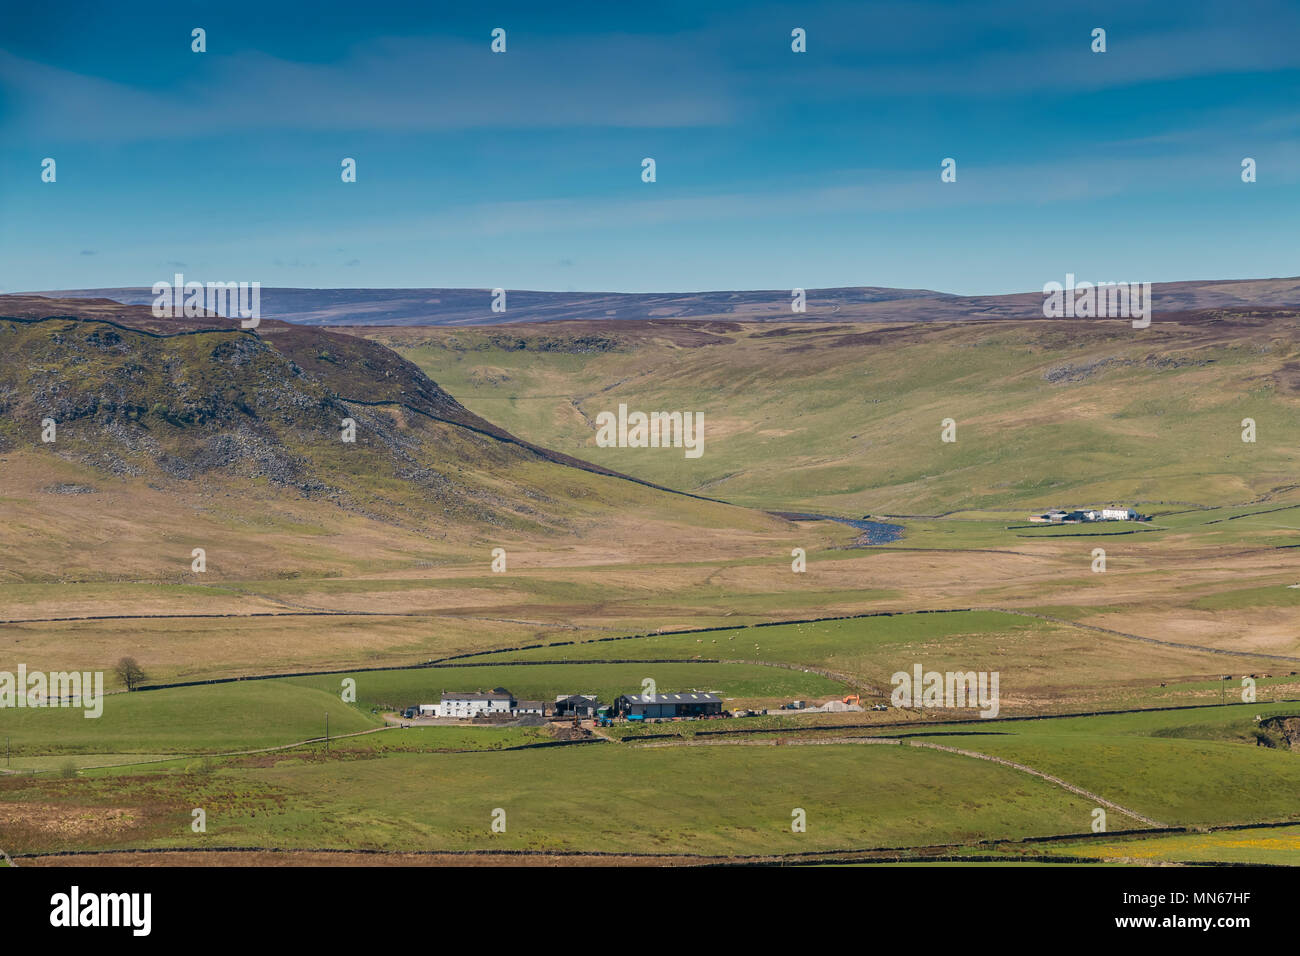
[{"left": 615, "top": 691, "right": 723, "bottom": 719}]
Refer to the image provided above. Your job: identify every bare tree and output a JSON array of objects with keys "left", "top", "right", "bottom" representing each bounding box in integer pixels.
[{"left": 114, "top": 656, "right": 147, "bottom": 692}]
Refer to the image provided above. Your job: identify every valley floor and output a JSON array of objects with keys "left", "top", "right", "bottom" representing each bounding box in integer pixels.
[{"left": 3, "top": 311, "right": 1298, "bottom": 865}]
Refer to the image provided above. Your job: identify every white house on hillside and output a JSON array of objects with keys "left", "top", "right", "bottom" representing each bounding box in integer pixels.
[
  {"left": 436, "top": 688, "right": 515, "bottom": 718},
  {"left": 1029, "top": 507, "right": 1139, "bottom": 523}
]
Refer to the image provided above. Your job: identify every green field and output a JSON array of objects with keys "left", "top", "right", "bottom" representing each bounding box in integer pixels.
[
  {"left": 5, "top": 688, "right": 1297, "bottom": 861},
  {"left": 0, "top": 682, "right": 379, "bottom": 758},
  {"left": 4, "top": 307, "right": 1299, "bottom": 866},
  {"left": 0, "top": 661, "right": 845, "bottom": 761},
  {"left": 284, "top": 661, "right": 846, "bottom": 709},
  {"left": 471, "top": 610, "right": 1044, "bottom": 667},
  {"left": 0, "top": 737, "right": 1132, "bottom": 857},
  {"left": 467, "top": 610, "right": 1296, "bottom": 713},
  {"left": 880, "top": 703, "right": 1300, "bottom": 827}
]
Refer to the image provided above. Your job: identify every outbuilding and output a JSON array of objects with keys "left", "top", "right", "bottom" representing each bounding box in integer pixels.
[
  {"left": 554, "top": 694, "right": 600, "bottom": 717},
  {"left": 616, "top": 691, "right": 723, "bottom": 719}
]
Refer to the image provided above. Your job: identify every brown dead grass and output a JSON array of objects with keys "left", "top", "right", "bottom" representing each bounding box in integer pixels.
[{"left": 0, "top": 802, "right": 139, "bottom": 838}]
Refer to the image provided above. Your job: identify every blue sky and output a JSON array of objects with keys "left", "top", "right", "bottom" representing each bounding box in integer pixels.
[{"left": 1, "top": 0, "right": 1297, "bottom": 294}]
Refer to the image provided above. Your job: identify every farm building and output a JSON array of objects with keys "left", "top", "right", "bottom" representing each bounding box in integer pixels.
[
  {"left": 1028, "top": 510, "right": 1069, "bottom": 523},
  {"left": 615, "top": 691, "right": 724, "bottom": 719},
  {"left": 1029, "top": 507, "right": 1140, "bottom": 523},
  {"left": 554, "top": 694, "right": 600, "bottom": 717},
  {"left": 410, "top": 690, "right": 552, "bottom": 719},
  {"left": 436, "top": 689, "right": 515, "bottom": 719}
]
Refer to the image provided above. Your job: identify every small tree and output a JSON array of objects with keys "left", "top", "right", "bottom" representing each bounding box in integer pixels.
[{"left": 115, "top": 656, "right": 147, "bottom": 692}]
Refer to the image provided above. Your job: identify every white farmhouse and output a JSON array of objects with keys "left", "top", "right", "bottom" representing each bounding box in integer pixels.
[
  {"left": 436, "top": 688, "right": 515, "bottom": 719},
  {"left": 1101, "top": 508, "right": 1137, "bottom": 521}
]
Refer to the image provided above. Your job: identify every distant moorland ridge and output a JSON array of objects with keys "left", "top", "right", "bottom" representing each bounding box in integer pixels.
[{"left": 29, "top": 276, "right": 1300, "bottom": 327}]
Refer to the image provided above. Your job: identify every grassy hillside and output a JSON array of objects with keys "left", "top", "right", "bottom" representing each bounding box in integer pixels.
[
  {"left": 5, "top": 298, "right": 1298, "bottom": 866},
  {"left": 0, "top": 737, "right": 1130, "bottom": 857},
  {"left": 0, "top": 298, "right": 820, "bottom": 586},
  {"left": 0, "top": 297, "right": 867, "bottom": 683},
  {"left": 7, "top": 700, "right": 1297, "bottom": 860},
  {"left": 897, "top": 702, "right": 1300, "bottom": 827},
  {"left": 363, "top": 312, "right": 1300, "bottom": 515},
  {"left": 0, "top": 305, "right": 695, "bottom": 538}
]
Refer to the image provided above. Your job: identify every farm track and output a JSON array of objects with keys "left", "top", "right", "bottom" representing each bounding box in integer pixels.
[
  {"left": 990, "top": 607, "right": 1300, "bottom": 664},
  {"left": 905, "top": 740, "right": 1164, "bottom": 827},
  {"left": 5, "top": 603, "right": 1295, "bottom": 857},
  {"left": 625, "top": 734, "right": 1164, "bottom": 827}
]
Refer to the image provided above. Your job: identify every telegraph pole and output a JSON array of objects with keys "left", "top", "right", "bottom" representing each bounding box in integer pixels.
[{"left": 325, "top": 712, "right": 330, "bottom": 751}]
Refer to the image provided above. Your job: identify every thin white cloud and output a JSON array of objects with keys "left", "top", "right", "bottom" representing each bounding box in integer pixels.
[
  {"left": 0, "top": 33, "right": 740, "bottom": 141},
  {"left": 7, "top": 3, "right": 1297, "bottom": 143},
  {"left": 728, "top": 0, "right": 1300, "bottom": 98},
  {"left": 229, "top": 146, "right": 1298, "bottom": 249}
]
